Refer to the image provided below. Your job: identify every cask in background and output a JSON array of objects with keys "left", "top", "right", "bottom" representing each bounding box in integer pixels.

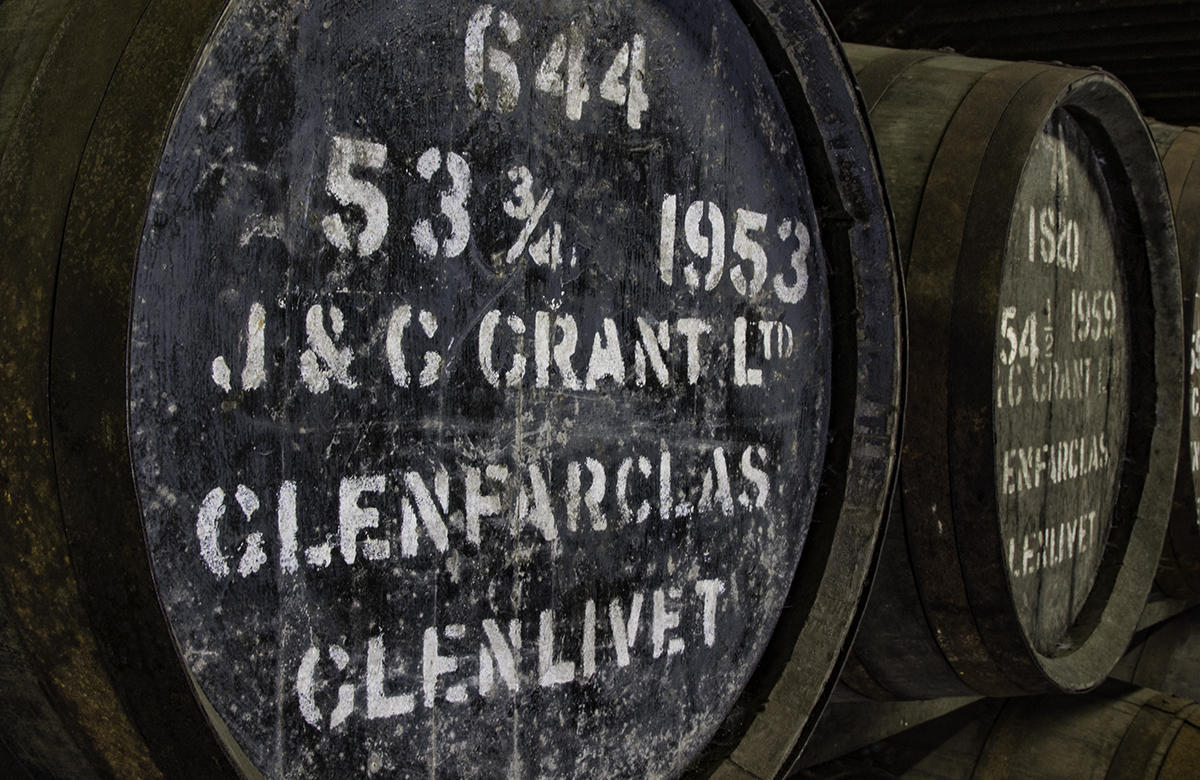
[
  {"left": 841, "top": 44, "right": 1181, "bottom": 700},
  {"left": 1147, "top": 122, "right": 1200, "bottom": 600},
  {"left": 1112, "top": 607, "right": 1200, "bottom": 702}
]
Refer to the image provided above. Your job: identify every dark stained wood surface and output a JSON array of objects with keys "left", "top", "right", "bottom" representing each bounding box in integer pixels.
[
  {"left": 0, "top": 0, "right": 76, "bottom": 158},
  {"left": 2, "top": 1, "right": 904, "bottom": 778},
  {"left": 0, "top": 0, "right": 242, "bottom": 777},
  {"left": 124, "top": 2, "right": 836, "bottom": 776},
  {"left": 1112, "top": 606, "right": 1200, "bottom": 703}
]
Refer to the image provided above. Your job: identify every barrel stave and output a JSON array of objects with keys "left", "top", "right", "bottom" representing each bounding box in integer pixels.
[
  {"left": 0, "top": 0, "right": 240, "bottom": 776},
  {"left": 846, "top": 498, "right": 976, "bottom": 700}
]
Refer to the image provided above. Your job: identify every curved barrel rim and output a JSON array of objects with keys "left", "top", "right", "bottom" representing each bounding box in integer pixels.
[
  {"left": 687, "top": 1, "right": 904, "bottom": 776},
  {"left": 904, "top": 56, "right": 1066, "bottom": 697},
  {"left": 0, "top": 0, "right": 239, "bottom": 776}
]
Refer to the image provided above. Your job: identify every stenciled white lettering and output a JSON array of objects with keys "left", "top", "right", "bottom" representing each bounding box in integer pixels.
[
  {"left": 195, "top": 444, "right": 772, "bottom": 577},
  {"left": 1008, "top": 510, "right": 1098, "bottom": 578},
  {"left": 1001, "top": 433, "right": 1110, "bottom": 495},
  {"left": 296, "top": 578, "right": 724, "bottom": 730}
]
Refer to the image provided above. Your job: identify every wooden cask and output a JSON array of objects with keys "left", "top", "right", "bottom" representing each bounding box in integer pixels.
[
  {"left": 0, "top": 0, "right": 75, "bottom": 157},
  {"left": 840, "top": 44, "right": 1182, "bottom": 699},
  {"left": 798, "top": 683, "right": 1200, "bottom": 780},
  {"left": 1147, "top": 123, "right": 1200, "bottom": 599},
  {"left": 0, "top": 1, "right": 902, "bottom": 778}
]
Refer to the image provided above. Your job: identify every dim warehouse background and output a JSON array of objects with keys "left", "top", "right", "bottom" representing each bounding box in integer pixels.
[{"left": 1, "top": 0, "right": 1200, "bottom": 778}]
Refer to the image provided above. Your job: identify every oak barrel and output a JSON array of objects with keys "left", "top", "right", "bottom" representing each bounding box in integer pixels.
[
  {"left": 798, "top": 683, "right": 1200, "bottom": 780},
  {"left": 1147, "top": 122, "right": 1200, "bottom": 600},
  {"left": 840, "top": 44, "right": 1182, "bottom": 699},
  {"left": 0, "top": 1, "right": 902, "bottom": 778}
]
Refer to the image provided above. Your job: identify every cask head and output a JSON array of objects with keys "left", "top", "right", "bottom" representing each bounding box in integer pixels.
[
  {"left": 994, "top": 107, "right": 1129, "bottom": 655},
  {"left": 111, "top": 1, "right": 901, "bottom": 777}
]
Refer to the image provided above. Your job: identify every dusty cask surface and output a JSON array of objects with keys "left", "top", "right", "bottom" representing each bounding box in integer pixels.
[
  {"left": 0, "top": 0, "right": 236, "bottom": 777},
  {"left": 129, "top": 2, "right": 828, "bottom": 775},
  {"left": 1114, "top": 607, "right": 1200, "bottom": 702},
  {"left": 6, "top": 1, "right": 908, "bottom": 779}
]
